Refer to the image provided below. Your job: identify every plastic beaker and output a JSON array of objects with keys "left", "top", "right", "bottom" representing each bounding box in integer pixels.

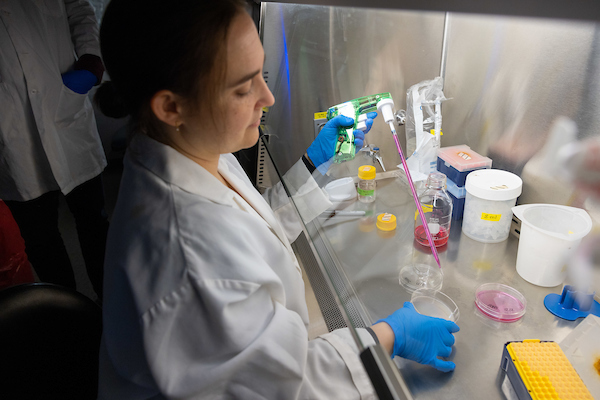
[{"left": 512, "top": 204, "right": 592, "bottom": 287}]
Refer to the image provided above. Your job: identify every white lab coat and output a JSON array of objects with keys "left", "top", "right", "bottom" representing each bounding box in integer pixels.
[
  {"left": 98, "top": 135, "right": 377, "bottom": 399},
  {"left": 0, "top": 0, "right": 106, "bottom": 201}
]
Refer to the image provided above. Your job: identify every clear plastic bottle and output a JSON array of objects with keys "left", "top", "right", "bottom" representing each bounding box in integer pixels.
[
  {"left": 357, "top": 165, "right": 376, "bottom": 203},
  {"left": 414, "top": 172, "right": 453, "bottom": 247}
]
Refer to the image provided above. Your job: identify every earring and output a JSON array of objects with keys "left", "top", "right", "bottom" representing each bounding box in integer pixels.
[{"left": 176, "top": 122, "right": 181, "bottom": 132}]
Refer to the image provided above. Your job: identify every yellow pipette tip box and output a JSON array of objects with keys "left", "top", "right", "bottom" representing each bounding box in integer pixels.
[{"left": 501, "top": 340, "right": 593, "bottom": 399}]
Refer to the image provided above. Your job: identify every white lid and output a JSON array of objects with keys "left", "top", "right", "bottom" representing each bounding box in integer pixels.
[{"left": 465, "top": 169, "right": 522, "bottom": 201}]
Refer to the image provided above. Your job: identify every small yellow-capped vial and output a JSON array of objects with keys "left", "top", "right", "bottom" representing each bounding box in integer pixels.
[{"left": 357, "top": 165, "right": 376, "bottom": 203}]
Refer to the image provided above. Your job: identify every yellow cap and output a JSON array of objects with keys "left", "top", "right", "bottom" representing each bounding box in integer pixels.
[
  {"left": 358, "top": 165, "right": 376, "bottom": 180},
  {"left": 376, "top": 213, "right": 397, "bottom": 231}
]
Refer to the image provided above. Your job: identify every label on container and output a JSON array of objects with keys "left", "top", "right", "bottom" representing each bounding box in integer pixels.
[
  {"left": 481, "top": 213, "right": 502, "bottom": 221},
  {"left": 490, "top": 184, "right": 509, "bottom": 190},
  {"left": 357, "top": 188, "right": 374, "bottom": 196},
  {"left": 457, "top": 151, "right": 472, "bottom": 160},
  {"left": 314, "top": 112, "right": 327, "bottom": 119},
  {"left": 381, "top": 213, "right": 393, "bottom": 221}
]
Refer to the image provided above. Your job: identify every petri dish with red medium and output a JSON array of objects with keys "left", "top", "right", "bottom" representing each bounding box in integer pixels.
[{"left": 475, "top": 283, "right": 527, "bottom": 322}]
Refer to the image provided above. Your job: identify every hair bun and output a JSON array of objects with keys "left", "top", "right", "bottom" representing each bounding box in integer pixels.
[{"left": 94, "top": 81, "right": 129, "bottom": 119}]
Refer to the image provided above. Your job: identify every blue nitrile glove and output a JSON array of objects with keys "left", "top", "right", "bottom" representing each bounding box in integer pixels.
[
  {"left": 306, "top": 111, "right": 377, "bottom": 172},
  {"left": 377, "top": 302, "right": 460, "bottom": 372},
  {"left": 61, "top": 70, "right": 97, "bottom": 94}
]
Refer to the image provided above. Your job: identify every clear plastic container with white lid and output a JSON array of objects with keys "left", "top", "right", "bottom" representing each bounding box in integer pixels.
[
  {"left": 462, "top": 169, "right": 523, "bottom": 243},
  {"left": 437, "top": 145, "right": 492, "bottom": 186}
]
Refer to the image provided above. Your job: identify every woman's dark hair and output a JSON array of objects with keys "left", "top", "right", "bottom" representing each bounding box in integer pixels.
[{"left": 95, "top": 0, "right": 247, "bottom": 142}]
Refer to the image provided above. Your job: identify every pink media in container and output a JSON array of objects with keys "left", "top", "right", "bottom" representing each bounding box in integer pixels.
[
  {"left": 475, "top": 283, "right": 527, "bottom": 322},
  {"left": 414, "top": 225, "right": 449, "bottom": 247}
]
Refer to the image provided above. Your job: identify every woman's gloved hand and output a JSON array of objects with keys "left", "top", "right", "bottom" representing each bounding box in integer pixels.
[
  {"left": 377, "top": 302, "right": 460, "bottom": 372},
  {"left": 61, "top": 70, "right": 97, "bottom": 94},
  {"left": 306, "top": 112, "right": 377, "bottom": 169}
]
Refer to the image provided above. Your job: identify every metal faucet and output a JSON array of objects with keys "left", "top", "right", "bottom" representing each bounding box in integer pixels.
[
  {"left": 358, "top": 144, "right": 386, "bottom": 172},
  {"left": 357, "top": 110, "right": 408, "bottom": 172},
  {"left": 395, "top": 109, "right": 406, "bottom": 126}
]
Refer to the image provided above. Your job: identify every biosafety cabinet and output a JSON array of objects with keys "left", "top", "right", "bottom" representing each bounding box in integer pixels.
[{"left": 252, "top": 1, "right": 600, "bottom": 399}]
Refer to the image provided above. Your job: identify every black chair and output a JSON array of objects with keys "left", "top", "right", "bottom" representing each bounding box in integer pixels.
[{"left": 0, "top": 283, "right": 102, "bottom": 399}]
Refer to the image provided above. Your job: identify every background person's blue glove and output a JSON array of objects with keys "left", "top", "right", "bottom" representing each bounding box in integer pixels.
[
  {"left": 61, "top": 70, "right": 97, "bottom": 94},
  {"left": 377, "top": 302, "right": 460, "bottom": 372},
  {"left": 306, "top": 111, "right": 377, "bottom": 170}
]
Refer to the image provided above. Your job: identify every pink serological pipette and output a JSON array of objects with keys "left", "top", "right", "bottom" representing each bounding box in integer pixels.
[{"left": 390, "top": 122, "right": 442, "bottom": 269}]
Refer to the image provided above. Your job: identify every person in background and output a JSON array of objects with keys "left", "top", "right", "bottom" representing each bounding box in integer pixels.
[
  {"left": 559, "top": 136, "right": 600, "bottom": 200},
  {"left": 96, "top": 0, "right": 459, "bottom": 398},
  {"left": 0, "top": 0, "right": 108, "bottom": 300}
]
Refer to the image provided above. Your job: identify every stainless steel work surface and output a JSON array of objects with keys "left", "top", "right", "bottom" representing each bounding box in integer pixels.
[{"left": 299, "top": 173, "right": 593, "bottom": 399}]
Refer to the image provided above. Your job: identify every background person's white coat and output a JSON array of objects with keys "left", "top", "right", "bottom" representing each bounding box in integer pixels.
[
  {"left": 0, "top": 0, "right": 106, "bottom": 201},
  {"left": 99, "top": 135, "right": 377, "bottom": 399}
]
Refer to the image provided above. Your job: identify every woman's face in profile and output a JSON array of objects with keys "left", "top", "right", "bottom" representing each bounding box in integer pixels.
[{"left": 186, "top": 12, "right": 275, "bottom": 157}]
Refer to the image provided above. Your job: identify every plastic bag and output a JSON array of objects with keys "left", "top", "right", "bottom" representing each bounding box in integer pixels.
[{"left": 401, "top": 77, "right": 448, "bottom": 182}]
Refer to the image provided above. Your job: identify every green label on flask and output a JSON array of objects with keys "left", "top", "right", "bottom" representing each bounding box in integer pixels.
[{"left": 357, "top": 188, "right": 374, "bottom": 196}]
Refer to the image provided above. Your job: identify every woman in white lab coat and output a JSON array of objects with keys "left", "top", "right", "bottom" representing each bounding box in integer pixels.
[{"left": 96, "top": 0, "right": 459, "bottom": 398}]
